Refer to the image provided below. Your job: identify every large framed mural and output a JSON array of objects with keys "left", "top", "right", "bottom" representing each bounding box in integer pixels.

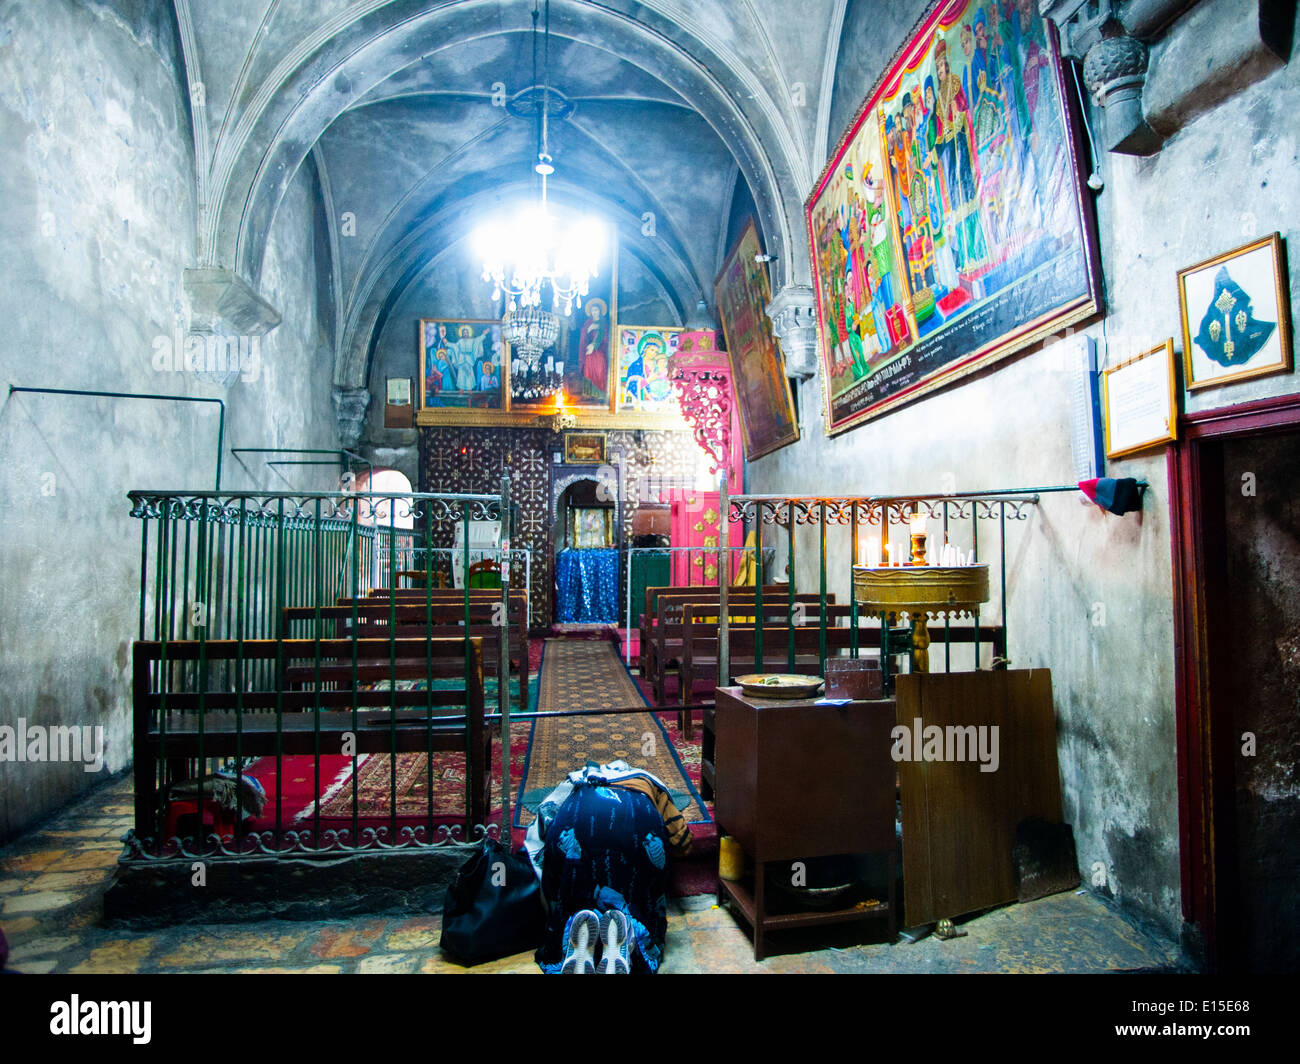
[
  {"left": 807, "top": 0, "right": 1101, "bottom": 434},
  {"left": 616, "top": 325, "right": 683, "bottom": 413},
  {"left": 714, "top": 218, "right": 800, "bottom": 459},
  {"left": 419, "top": 319, "right": 507, "bottom": 411}
]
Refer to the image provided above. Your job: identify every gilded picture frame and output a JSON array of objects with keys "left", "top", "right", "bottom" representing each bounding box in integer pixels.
[
  {"left": 418, "top": 318, "right": 510, "bottom": 419},
  {"left": 714, "top": 218, "right": 800, "bottom": 459},
  {"left": 1102, "top": 339, "right": 1178, "bottom": 460},
  {"left": 563, "top": 431, "right": 607, "bottom": 465},
  {"left": 1177, "top": 232, "right": 1292, "bottom": 392},
  {"left": 806, "top": 0, "right": 1101, "bottom": 434}
]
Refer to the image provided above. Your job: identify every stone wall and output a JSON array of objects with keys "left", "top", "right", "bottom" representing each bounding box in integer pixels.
[
  {"left": 750, "top": 2, "right": 1300, "bottom": 940},
  {"left": 0, "top": 0, "right": 337, "bottom": 841}
]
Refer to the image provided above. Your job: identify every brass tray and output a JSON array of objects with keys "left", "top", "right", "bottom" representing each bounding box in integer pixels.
[{"left": 735, "top": 674, "right": 824, "bottom": 700}]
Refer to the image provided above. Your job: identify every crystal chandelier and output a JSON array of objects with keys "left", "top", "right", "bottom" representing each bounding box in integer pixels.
[
  {"left": 501, "top": 306, "right": 563, "bottom": 402},
  {"left": 473, "top": 0, "right": 605, "bottom": 403}
]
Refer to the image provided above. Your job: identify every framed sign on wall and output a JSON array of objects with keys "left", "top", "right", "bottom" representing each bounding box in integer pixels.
[
  {"left": 806, "top": 0, "right": 1102, "bottom": 435},
  {"left": 714, "top": 218, "right": 800, "bottom": 460},
  {"left": 1102, "top": 339, "right": 1178, "bottom": 460},
  {"left": 1177, "top": 232, "right": 1292, "bottom": 392}
]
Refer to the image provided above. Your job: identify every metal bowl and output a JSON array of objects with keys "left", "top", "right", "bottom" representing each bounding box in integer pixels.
[{"left": 735, "top": 673, "right": 824, "bottom": 700}]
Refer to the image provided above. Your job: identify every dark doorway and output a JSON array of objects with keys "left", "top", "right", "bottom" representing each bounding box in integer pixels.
[{"left": 1170, "top": 394, "right": 1300, "bottom": 972}]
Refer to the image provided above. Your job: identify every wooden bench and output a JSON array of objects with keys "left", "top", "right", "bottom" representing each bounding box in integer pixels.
[
  {"left": 677, "top": 602, "right": 859, "bottom": 734},
  {"left": 304, "top": 598, "right": 530, "bottom": 712},
  {"left": 131, "top": 636, "right": 490, "bottom": 845},
  {"left": 643, "top": 587, "right": 830, "bottom": 707}
]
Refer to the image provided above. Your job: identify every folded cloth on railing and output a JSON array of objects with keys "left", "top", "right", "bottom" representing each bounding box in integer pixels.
[{"left": 167, "top": 770, "right": 267, "bottom": 818}]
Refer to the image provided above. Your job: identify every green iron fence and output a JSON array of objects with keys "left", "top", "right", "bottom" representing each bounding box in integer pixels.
[
  {"left": 124, "top": 483, "right": 516, "bottom": 861},
  {"left": 716, "top": 480, "right": 1065, "bottom": 693}
]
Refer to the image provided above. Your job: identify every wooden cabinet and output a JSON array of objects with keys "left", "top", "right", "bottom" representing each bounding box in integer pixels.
[{"left": 713, "top": 686, "right": 897, "bottom": 959}]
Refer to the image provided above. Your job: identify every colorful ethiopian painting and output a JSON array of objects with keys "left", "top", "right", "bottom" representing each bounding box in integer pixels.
[
  {"left": 616, "top": 326, "right": 682, "bottom": 413},
  {"left": 516, "top": 232, "right": 619, "bottom": 411},
  {"left": 807, "top": 0, "right": 1101, "bottom": 433},
  {"left": 419, "top": 319, "right": 506, "bottom": 410},
  {"left": 714, "top": 218, "right": 800, "bottom": 459}
]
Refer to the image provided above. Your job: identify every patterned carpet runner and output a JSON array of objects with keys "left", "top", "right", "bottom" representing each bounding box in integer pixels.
[{"left": 515, "top": 638, "right": 709, "bottom": 828}]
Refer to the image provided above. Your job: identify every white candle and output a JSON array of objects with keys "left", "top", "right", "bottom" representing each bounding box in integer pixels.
[{"left": 865, "top": 541, "right": 880, "bottom": 568}]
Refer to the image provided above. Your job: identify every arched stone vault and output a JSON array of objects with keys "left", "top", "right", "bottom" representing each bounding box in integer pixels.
[{"left": 171, "top": 0, "right": 841, "bottom": 393}]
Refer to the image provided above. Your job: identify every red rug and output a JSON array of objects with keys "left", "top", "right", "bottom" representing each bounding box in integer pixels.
[{"left": 246, "top": 727, "right": 531, "bottom": 839}]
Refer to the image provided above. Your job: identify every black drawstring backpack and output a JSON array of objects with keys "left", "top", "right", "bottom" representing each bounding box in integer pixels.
[{"left": 439, "top": 838, "right": 546, "bottom": 965}]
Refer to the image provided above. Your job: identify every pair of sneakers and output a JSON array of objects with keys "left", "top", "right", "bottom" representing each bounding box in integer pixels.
[{"left": 560, "top": 909, "right": 633, "bottom": 974}]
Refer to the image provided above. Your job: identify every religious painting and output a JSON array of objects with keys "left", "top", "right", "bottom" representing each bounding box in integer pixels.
[
  {"left": 518, "top": 233, "right": 618, "bottom": 410},
  {"left": 1177, "top": 232, "right": 1292, "bottom": 391},
  {"left": 714, "top": 218, "right": 800, "bottom": 459},
  {"left": 418, "top": 319, "right": 507, "bottom": 410},
  {"left": 563, "top": 431, "right": 606, "bottom": 465},
  {"left": 570, "top": 507, "right": 614, "bottom": 548},
  {"left": 807, "top": 0, "right": 1101, "bottom": 434},
  {"left": 616, "top": 325, "right": 683, "bottom": 413}
]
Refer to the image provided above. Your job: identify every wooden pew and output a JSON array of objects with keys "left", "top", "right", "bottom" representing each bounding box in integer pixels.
[
  {"left": 132, "top": 636, "right": 490, "bottom": 844},
  {"left": 300, "top": 598, "right": 530, "bottom": 712},
  {"left": 692, "top": 611, "right": 1007, "bottom": 796},
  {"left": 639, "top": 584, "right": 788, "bottom": 681},
  {"left": 677, "top": 602, "right": 852, "bottom": 720},
  {"left": 644, "top": 587, "right": 830, "bottom": 707}
]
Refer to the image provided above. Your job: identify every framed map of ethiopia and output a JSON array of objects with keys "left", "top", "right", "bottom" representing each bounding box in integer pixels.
[
  {"left": 807, "top": 0, "right": 1101, "bottom": 434},
  {"left": 715, "top": 218, "right": 800, "bottom": 459}
]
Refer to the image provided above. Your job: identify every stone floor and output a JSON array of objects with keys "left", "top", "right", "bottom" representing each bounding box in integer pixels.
[{"left": 0, "top": 774, "right": 1182, "bottom": 975}]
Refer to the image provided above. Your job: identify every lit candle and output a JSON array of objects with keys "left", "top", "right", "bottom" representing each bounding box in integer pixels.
[
  {"left": 865, "top": 541, "right": 881, "bottom": 568},
  {"left": 909, "top": 512, "right": 928, "bottom": 536}
]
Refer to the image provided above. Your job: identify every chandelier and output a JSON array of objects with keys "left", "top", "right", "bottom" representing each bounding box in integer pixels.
[
  {"left": 473, "top": 0, "right": 605, "bottom": 403},
  {"left": 501, "top": 306, "right": 563, "bottom": 401}
]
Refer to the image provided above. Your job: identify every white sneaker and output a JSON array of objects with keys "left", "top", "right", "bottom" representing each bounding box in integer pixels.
[{"left": 560, "top": 910, "right": 600, "bottom": 974}]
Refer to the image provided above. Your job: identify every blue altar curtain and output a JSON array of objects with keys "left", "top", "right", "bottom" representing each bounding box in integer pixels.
[{"left": 556, "top": 548, "right": 619, "bottom": 624}]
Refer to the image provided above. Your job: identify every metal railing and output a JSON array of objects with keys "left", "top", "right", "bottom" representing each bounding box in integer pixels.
[
  {"left": 621, "top": 545, "right": 775, "bottom": 664},
  {"left": 125, "top": 482, "right": 517, "bottom": 861},
  {"left": 377, "top": 545, "right": 533, "bottom": 629},
  {"left": 716, "top": 477, "right": 1070, "bottom": 690}
]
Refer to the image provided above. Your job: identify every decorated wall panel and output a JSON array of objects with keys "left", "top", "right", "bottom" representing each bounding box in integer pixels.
[{"left": 419, "top": 427, "right": 709, "bottom": 628}]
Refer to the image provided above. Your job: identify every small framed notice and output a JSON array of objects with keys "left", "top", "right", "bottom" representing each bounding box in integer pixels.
[
  {"left": 385, "top": 376, "right": 414, "bottom": 428},
  {"left": 387, "top": 377, "right": 412, "bottom": 406},
  {"left": 1102, "top": 339, "right": 1178, "bottom": 459}
]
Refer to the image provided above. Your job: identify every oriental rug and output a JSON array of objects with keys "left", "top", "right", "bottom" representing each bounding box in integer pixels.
[
  {"left": 249, "top": 672, "right": 535, "bottom": 833},
  {"left": 514, "top": 639, "right": 709, "bottom": 829}
]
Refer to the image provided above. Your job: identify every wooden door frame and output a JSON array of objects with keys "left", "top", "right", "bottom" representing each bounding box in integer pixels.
[{"left": 1169, "top": 391, "right": 1300, "bottom": 970}]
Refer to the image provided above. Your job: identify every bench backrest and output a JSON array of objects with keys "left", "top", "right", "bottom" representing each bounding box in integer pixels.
[{"left": 132, "top": 636, "right": 485, "bottom": 715}]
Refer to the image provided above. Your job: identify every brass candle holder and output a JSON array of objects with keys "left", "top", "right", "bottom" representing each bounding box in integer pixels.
[{"left": 909, "top": 531, "right": 928, "bottom": 566}]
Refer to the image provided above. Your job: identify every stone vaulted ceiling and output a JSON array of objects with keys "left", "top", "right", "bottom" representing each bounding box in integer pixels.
[{"left": 171, "top": 0, "right": 851, "bottom": 388}]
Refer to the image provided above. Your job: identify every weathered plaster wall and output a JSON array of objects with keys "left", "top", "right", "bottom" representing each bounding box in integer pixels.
[
  {"left": 0, "top": 0, "right": 336, "bottom": 841},
  {"left": 749, "top": 6, "right": 1300, "bottom": 939}
]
